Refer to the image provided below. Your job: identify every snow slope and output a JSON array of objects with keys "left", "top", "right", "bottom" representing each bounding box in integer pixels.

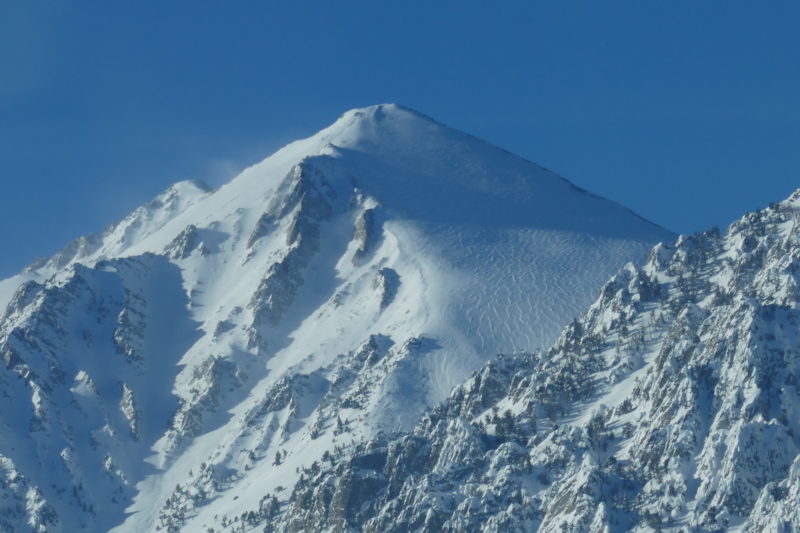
[
  {"left": 277, "top": 189, "right": 800, "bottom": 533},
  {"left": 0, "top": 104, "right": 670, "bottom": 531}
]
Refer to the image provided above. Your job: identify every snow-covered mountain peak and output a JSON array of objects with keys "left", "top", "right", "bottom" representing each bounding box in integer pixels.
[
  {"left": 311, "top": 102, "right": 490, "bottom": 164},
  {"left": 318, "top": 103, "right": 423, "bottom": 142},
  {"left": 0, "top": 106, "right": 673, "bottom": 532},
  {"left": 311, "top": 103, "right": 436, "bottom": 143}
]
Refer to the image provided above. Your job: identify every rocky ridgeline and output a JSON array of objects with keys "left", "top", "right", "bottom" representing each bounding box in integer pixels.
[{"left": 0, "top": 256, "right": 199, "bottom": 532}]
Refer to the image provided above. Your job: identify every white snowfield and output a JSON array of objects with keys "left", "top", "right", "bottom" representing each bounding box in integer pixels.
[{"left": 0, "top": 104, "right": 671, "bottom": 532}]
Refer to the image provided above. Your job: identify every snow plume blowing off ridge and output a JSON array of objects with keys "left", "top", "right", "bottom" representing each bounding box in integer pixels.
[{"left": 0, "top": 104, "right": 671, "bottom": 532}]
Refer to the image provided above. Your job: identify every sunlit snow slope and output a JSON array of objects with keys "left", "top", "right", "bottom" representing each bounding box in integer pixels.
[
  {"left": 0, "top": 104, "right": 671, "bottom": 532},
  {"left": 277, "top": 189, "right": 800, "bottom": 533}
]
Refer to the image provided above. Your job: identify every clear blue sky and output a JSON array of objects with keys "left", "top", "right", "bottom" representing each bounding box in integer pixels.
[{"left": 2, "top": 1, "right": 799, "bottom": 277}]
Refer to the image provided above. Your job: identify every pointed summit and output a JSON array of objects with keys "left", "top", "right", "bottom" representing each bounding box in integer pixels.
[
  {"left": 313, "top": 102, "right": 491, "bottom": 157},
  {"left": 257, "top": 102, "right": 448, "bottom": 162},
  {"left": 0, "top": 104, "right": 674, "bottom": 532},
  {"left": 229, "top": 103, "right": 668, "bottom": 241},
  {"left": 320, "top": 103, "right": 444, "bottom": 144}
]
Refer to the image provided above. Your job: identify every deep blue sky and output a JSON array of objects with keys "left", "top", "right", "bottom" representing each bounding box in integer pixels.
[{"left": 2, "top": 1, "right": 799, "bottom": 277}]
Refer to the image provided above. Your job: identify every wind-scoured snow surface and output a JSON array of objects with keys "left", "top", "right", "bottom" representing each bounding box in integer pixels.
[{"left": 0, "top": 104, "right": 669, "bottom": 532}]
